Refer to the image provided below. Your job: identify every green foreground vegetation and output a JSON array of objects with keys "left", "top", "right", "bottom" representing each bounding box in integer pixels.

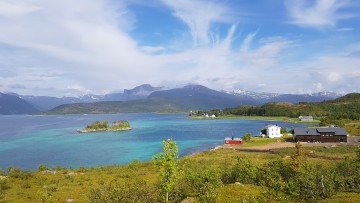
[
  {"left": 78, "top": 120, "right": 131, "bottom": 133},
  {"left": 1, "top": 139, "right": 359, "bottom": 203}
]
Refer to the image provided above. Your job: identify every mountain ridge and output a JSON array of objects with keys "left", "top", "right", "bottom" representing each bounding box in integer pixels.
[{"left": 1, "top": 84, "right": 354, "bottom": 115}]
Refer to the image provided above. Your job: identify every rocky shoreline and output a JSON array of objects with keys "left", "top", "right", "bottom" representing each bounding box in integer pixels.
[{"left": 77, "top": 127, "right": 132, "bottom": 133}]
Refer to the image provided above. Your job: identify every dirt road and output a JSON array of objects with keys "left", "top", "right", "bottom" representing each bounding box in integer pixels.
[{"left": 222, "top": 138, "right": 359, "bottom": 151}]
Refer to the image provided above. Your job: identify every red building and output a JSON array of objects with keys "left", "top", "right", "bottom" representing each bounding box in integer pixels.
[{"left": 224, "top": 137, "right": 243, "bottom": 144}]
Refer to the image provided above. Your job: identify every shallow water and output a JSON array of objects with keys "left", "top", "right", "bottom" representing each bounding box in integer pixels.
[{"left": 0, "top": 113, "right": 306, "bottom": 170}]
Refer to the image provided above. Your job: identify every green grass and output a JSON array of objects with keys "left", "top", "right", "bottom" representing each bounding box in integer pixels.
[
  {"left": 345, "top": 120, "right": 360, "bottom": 136},
  {"left": 241, "top": 137, "right": 283, "bottom": 147},
  {"left": 317, "top": 192, "right": 360, "bottom": 203},
  {"left": 237, "top": 136, "right": 294, "bottom": 147},
  {"left": 216, "top": 184, "right": 267, "bottom": 202},
  {"left": 220, "top": 115, "right": 321, "bottom": 124},
  {"left": 1, "top": 145, "right": 359, "bottom": 202}
]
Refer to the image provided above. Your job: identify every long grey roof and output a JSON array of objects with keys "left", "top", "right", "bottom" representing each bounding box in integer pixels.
[{"left": 294, "top": 127, "right": 348, "bottom": 136}]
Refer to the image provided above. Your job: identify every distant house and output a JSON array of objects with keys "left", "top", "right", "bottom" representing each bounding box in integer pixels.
[
  {"left": 294, "top": 127, "right": 348, "bottom": 143},
  {"left": 265, "top": 124, "right": 283, "bottom": 138},
  {"left": 224, "top": 137, "right": 243, "bottom": 144},
  {"left": 299, "top": 116, "right": 313, "bottom": 122}
]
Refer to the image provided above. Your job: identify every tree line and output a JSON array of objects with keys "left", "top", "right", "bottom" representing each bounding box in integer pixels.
[{"left": 190, "top": 93, "right": 360, "bottom": 127}]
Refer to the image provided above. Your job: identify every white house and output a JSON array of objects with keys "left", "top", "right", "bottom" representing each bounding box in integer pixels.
[
  {"left": 299, "top": 116, "right": 313, "bottom": 122},
  {"left": 265, "top": 124, "right": 283, "bottom": 138}
]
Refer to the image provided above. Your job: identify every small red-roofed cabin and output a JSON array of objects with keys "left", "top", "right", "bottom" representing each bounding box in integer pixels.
[{"left": 224, "top": 137, "right": 243, "bottom": 144}]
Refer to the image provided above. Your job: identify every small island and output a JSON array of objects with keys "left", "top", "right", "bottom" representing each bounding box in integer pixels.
[{"left": 77, "top": 120, "right": 131, "bottom": 133}]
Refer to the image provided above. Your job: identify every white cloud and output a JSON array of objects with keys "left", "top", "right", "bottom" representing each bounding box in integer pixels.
[
  {"left": 0, "top": 0, "right": 41, "bottom": 17},
  {"left": 0, "top": 0, "right": 158, "bottom": 96},
  {"left": 285, "top": 0, "right": 354, "bottom": 29},
  {"left": 0, "top": 0, "right": 358, "bottom": 96},
  {"left": 160, "top": 0, "right": 234, "bottom": 47},
  {"left": 314, "top": 82, "right": 324, "bottom": 92},
  {"left": 336, "top": 27, "right": 354, "bottom": 32},
  {"left": 140, "top": 46, "right": 165, "bottom": 54},
  {"left": 240, "top": 32, "right": 257, "bottom": 52},
  {"left": 327, "top": 72, "right": 341, "bottom": 82}
]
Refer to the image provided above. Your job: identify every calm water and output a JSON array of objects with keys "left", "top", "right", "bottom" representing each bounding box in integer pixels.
[{"left": 0, "top": 114, "right": 306, "bottom": 170}]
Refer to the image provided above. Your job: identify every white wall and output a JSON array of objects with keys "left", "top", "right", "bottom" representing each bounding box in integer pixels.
[{"left": 266, "top": 125, "right": 282, "bottom": 138}]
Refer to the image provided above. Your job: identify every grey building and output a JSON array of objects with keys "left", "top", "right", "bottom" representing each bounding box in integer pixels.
[{"left": 294, "top": 127, "right": 348, "bottom": 143}]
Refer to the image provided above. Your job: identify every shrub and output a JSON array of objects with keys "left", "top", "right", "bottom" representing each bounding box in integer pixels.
[
  {"left": 295, "top": 163, "right": 337, "bottom": 201},
  {"left": 0, "top": 179, "right": 9, "bottom": 191},
  {"left": 185, "top": 168, "right": 223, "bottom": 203},
  {"left": 38, "top": 190, "right": 56, "bottom": 203},
  {"left": 38, "top": 164, "right": 50, "bottom": 172},
  {"left": 242, "top": 133, "right": 252, "bottom": 143},
  {"left": 88, "top": 179, "right": 158, "bottom": 203},
  {"left": 7, "top": 167, "right": 32, "bottom": 180},
  {"left": 335, "top": 157, "right": 360, "bottom": 191},
  {"left": 232, "top": 157, "right": 257, "bottom": 184}
]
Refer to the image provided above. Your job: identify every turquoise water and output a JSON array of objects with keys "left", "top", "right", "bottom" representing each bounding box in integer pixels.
[{"left": 0, "top": 114, "right": 306, "bottom": 170}]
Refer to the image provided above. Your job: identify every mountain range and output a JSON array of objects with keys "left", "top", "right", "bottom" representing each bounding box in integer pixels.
[
  {"left": 0, "top": 84, "right": 346, "bottom": 114},
  {"left": 0, "top": 93, "right": 38, "bottom": 115}
]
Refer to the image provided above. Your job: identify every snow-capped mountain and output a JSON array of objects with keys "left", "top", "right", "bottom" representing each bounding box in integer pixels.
[
  {"left": 3, "top": 85, "right": 346, "bottom": 114},
  {"left": 228, "top": 89, "right": 343, "bottom": 104}
]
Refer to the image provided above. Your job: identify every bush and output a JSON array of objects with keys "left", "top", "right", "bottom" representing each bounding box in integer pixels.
[
  {"left": 231, "top": 157, "right": 257, "bottom": 184},
  {"left": 185, "top": 167, "right": 223, "bottom": 203},
  {"left": 335, "top": 157, "right": 360, "bottom": 191},
  {"left": 38, "top": 190, "right": 56, "bottom": 203},
  {"left": 242, "top": 133, "right": 252, "bottom": 143},
  {"left": 0, "top": 179, "right": 9, "bottom": 191},
  {"left": 295, "top": 163, "right": 337, "bottom": 200},
  {"left": 38, "top": 164, "right": 50, "bottom": 172},
  {"left": 7, "top": 167, "right": 32, "bottom": 180},
  {"left": 88, "top": 179, "right": 158, "bottom": 203}
]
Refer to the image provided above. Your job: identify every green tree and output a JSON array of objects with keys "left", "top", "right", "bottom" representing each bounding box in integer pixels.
[
  {"left": 152, "top": 139, "right": 180, "bottom": 203},
  {"left": 280, "top": 127, "right": 288, "bottom": 134},
  {"left": 242, "top": 133, "right": 252, "bottom": 143}
]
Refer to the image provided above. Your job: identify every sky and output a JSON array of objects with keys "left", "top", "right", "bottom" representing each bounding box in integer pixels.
[{"left": 0, "top": 0, "right": 359, "bottom": 97}]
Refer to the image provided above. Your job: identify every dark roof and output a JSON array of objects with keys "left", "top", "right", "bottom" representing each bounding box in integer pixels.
[{"left": 294, "top": 127, "right": 347, "bottom": 136}]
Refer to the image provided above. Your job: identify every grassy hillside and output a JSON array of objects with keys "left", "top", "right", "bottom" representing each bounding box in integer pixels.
[
  {"left": 46, "top": 98, "right": 186, "bottom": 114},
  {"left": 45, "top": 96, "right": 250, "bottom": 115},
  {"left": 224, "top": 93, "right": 360, "bottom": 117},
  {"left": 1, "top": 142, "right": 359, "bottom": 203}
]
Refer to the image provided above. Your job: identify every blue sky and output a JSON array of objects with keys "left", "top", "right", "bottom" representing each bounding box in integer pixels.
[{"left": 0, "top": 0, "right": 359, "bottom": 96}]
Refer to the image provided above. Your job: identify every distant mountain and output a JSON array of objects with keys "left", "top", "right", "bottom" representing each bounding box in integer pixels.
[
  {"left": 149, "top": 84, "right": 257, "bottom": 109},
  {"left": 124, "top": 84, "right": 163, "bottom": 97},
  {"left": 0, "top": 93, "right": 39, "bottom": 114},
  {"left": 46, "top": 98, "right": 184, "bottom": 114},
  {"left": 103, "top": 84, "right": 163, "bottom": 101},
  {"left": 19, "top": 94, "right": 104, "bottom": 111},
  {"left": 5, "top": 84, "right": 347, "bottom": 114},
  {"left": 17, "top": 84, "right": 163, "bottom": 111},
  {"left": 228, "top": 89, "right": 341, "bottom": 104},
  {"left": 46, "top": 85, "right": 258, "bottom": 114}
]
